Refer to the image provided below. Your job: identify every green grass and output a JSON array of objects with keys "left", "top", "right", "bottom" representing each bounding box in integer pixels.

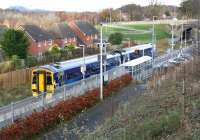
[
  {"left": 96, "top": 24, "right": 171, "bottom": 44},
  {"left": 134, "top": 112, "right": 180, "bottom": 140},
  {"left": 0, "top": 84, "right": 32, "bottom": 106}
]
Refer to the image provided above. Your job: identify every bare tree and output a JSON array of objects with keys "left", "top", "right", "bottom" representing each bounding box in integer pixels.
[{"left": 147, "top": 0, "right": 162, "bottom": 18}]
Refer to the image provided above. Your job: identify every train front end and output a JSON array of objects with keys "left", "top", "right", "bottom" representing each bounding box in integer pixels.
[{"left": 31, "top": 68, "right": 55, "bottom": 97}]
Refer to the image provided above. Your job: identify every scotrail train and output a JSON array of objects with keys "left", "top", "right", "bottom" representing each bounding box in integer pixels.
[{"left": 31, "top": 44, "right": 153, "bottom": 96}]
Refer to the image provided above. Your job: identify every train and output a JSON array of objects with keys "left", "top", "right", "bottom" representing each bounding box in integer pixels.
[{"left": 31, "top": 43, "right": 153, "bottom": 97}]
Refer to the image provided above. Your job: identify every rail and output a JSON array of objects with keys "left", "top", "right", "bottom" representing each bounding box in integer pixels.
[
  {"left": 0, "top": 67, "right": 128, "bottom": 128},
  {"left": 0, "top": 46, "right": 193, "bottom": 129}
]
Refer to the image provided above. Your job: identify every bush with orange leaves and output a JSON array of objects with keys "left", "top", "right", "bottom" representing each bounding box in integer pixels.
[{"left": 0, "top": 74, "right": 132, "bottom": 140}]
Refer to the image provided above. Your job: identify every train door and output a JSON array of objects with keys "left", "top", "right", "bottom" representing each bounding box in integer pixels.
[
  {"left": 46, "top": 72, "right": 54, "bottom": 93},
  {"left": 58, "top": 72, "right": 64, "bottom": 86},
  {"left": 38, "top": 71, "right": 46, "bottom": 93},
  {"left": 32, "top": 71, "right": 38, "bottom": 96}
]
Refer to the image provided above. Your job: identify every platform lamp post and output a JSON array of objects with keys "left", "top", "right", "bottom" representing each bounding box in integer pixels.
[
  {"left": 170, "top": 18, "right": 177, "bottom": 58},
  {"left": 80, "top": 44, "right": 86, "bottom": 82},
  {"left": 103, "top": 42, "right": 110, "bottom": 73},
  {"left": 152, "top": 16, "right": 157, "bottom": 64},
  {"left": 100, "top": 24, "right": 104, "bottom": 101},
  {"left": 97, "top": 40, "right": 110, "bottom": 97},
  {"left": 180, "top": 23, "right": 184, "bottom": 55}
]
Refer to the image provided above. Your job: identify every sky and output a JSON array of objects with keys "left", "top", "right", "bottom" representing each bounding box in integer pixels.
[{"left": 0, "top": 0, "right": 182, "bottom": 12}]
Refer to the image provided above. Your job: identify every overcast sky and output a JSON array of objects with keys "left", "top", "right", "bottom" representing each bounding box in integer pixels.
[{"left": 0, "top": 0, "right": 182, "bottom": 12}]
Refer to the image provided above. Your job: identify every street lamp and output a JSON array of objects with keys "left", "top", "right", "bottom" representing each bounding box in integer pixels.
[
  {"left": 180, "top": 23, "right": 184, "bottom": 55},
  {"left": 171, "top": 18, "right": 177, "bottom": 51},
  {"left": 152, "top": 16, "right": 157, "bottom": 61},
  {"left": 98, "top": 23, "right": 110, "bottom": 101},
  {"left": 100, "top": 24, "right": 103, "bottom": 101},
  {"left": 103, "top": 42, "right": 110, "bottom": 73},
  {"left": 80, "top": 44, "right": 86, "bottom": 81}
]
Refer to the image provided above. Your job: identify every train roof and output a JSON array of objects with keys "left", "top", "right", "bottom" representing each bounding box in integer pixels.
[
  {"left": 39, "top": 43, "right": 152, "bottom": 73},
  {"left": 40, "top": 54, "right": 119, "bottom": 73},
  {"left": 123, "top": 43, "right": 152, "bottom": 53}
]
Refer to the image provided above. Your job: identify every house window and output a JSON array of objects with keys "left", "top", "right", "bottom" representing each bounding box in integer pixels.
[
  {"left": 38, "top": 42, "right": 41, "bottom": 48},
  {"left": 47, "top": 40, "right": 53, "bottom": 46},
  {"left": 95, "top": 34, "right": 97, "bottom": 39},
  {"left": 38, "top": 52, "right": 42, "bottom": 57},
  {"left": 64, "top": 38, "right": 68, "bottom": 44}
]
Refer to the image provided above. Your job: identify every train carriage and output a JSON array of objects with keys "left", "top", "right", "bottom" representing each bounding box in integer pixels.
[{"left": 31, "top": 44, "right": 153, "bottom": 96}]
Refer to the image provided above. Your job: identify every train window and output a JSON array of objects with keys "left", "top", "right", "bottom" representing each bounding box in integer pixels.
[
  {"left": 64, "top": 73, "right": 67, "bottom": 81},
  {"left": 46, "top": 75, "right": 52, "bottom": 85},
  {"left": 32, "top": 75, "right": 37, "bottom": 84},
  {"left": 58, "top": 74, "right": 63, "bottom": 86},
  {"left": 67, "top": 72, "right": 81, "bottom": 80}
]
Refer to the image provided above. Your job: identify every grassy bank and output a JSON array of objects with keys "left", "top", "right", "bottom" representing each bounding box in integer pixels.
[
  {"left": 0, "top": 84, "right": 31, "bottom": 107},
  {"left": 81, "top": 57, "right": 200, "bottom": 140},
  {"left": 96, "top": 24, "right": 170, "bottom": 44}
]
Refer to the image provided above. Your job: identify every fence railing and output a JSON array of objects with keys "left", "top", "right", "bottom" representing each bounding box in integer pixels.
[
  {"left": 154, "top": 47, "right": 193, "bottom": 67},
  {"left": 0, "top": 68, "right": 32, "bottom": 89},
  {"left": 0, "top": 67, "right": 128, "bottom": 128},
  {"left": 0, "top": 46, "right": 193, "bottom": 129}
]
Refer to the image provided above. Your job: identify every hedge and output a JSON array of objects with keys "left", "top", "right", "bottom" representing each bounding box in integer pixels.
[{"left": 0, "top": 74, "right": 132, "bottom": 140}]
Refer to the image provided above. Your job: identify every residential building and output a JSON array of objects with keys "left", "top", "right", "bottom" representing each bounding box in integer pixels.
[
  {"left": 49, "top": 23, "right": 77, "bottom": 48},
  {"left": 18, "top": 21, "right": 99, "bottom": 56},
  {"left": 68, "top": 21, "right": 99, "bottom": 47},
  {"left": 19, "top": 25, "right": 54, "bottom": 56}
]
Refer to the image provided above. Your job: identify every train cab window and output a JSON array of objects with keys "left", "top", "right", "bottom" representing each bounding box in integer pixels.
[
  {"left": 46, "top": 75, "right": 52, "bottom": 85},
  {"left": 32, "top": 75, "right": 37, "bottom": 84}
]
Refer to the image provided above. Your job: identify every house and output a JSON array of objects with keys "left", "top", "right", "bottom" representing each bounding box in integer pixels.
[
  {"left": 18, "top": 21, "right": 99, "bottom": 56},
  {"left": 68, "top": 21, "right": 99, "bottom": 47},
  {"left": 19, "top": 25, "right": 54, "bottom": 56},
  {"left": 49, "top": 23, "right": 77, "bottom": 48}
]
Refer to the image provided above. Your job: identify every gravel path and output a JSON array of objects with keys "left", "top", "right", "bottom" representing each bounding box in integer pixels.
[{"left": 39, "top": 83, "right": 147, "bottom": 140}]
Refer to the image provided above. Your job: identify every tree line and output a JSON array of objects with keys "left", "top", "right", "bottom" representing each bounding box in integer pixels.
[{"left": 0, "top": 2, "right": 190, "bottom": 29}]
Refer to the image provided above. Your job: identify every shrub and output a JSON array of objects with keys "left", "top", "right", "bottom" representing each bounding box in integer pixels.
[
  {"left": 48, "top": 44, "right": 60, "bottom": 54},
  {"left": 108, "top": 32, "right": 123, "bottom": 45},
  {"left": 0, "top": 74, "right": 132, "bottom": 140},
  {"left": 25, "top": 56, "right": 38, "bottom": 67},
  {"left": 135, "top": 111, "right": 180, "bottom": 140},
  {"left": 0, "top": 29, "right": 29, "bottom": 59},
  {"left": 10, "top": 55, "right": 23, "bottom": 69},
  {"left": 66, "top": 44, "right": 76, "bottom": 52}
]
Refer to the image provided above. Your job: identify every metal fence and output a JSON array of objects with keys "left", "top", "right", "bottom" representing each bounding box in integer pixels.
[
  {"left": 0, "top": 67, "right": 128, "bottom": 128},
  {"left": 0, "top": 46, "right": 193, "bottom": 129},
  {"left": 154, "top": 46, "right": 193, "bottom": 67}
]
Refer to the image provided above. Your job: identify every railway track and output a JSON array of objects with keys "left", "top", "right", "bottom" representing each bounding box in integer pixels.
[{"left": 0, "top": 46, "right": 193, "bottom": 129}]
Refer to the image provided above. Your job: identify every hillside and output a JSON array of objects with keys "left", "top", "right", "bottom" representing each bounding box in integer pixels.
[
  {"left": 0, "top": 3, "right": 180, "bottom": 28},
  {"left": 81, "top": 57, "right": 200, "bottom": 140},
  {"left": 118, "top": 4, "right": 179, "bottom": 21}
]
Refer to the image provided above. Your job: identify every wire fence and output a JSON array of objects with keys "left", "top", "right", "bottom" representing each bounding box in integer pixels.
[
  {"left": 0, "top": 46, "right": 193, "bottom": 129},
  {"left": 0, "top": 66, "right": 128, "bottom": 128}
]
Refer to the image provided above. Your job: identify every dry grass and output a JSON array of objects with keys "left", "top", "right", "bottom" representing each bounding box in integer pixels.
[{"left": 80, "top": 57, "right": 200, "bottom": 140}]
